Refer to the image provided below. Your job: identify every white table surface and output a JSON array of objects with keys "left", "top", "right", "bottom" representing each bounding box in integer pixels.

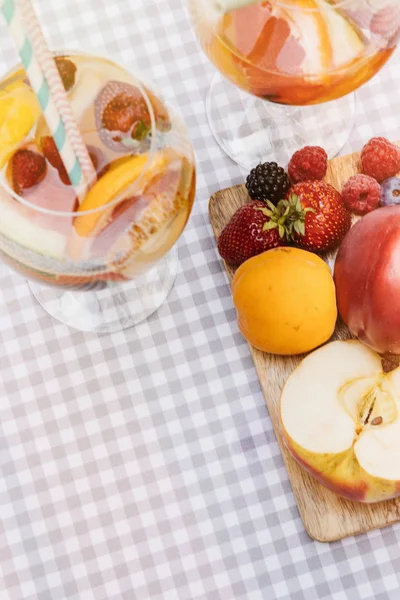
[{"left": 2, "top": 1, "right": 400, "bottom": 598}]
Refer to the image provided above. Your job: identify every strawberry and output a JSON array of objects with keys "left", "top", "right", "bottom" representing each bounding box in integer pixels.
[
  {"left": 281, "top": 181, "right": 351, "bottom": 252},
  {"left": 95, "top": 81, "right": 171, "bottom": 152},
  {"left": 95, "top": 81, "right": 152, "bottom": 152},
  {"left": 219, "top": 182, "right": 351, "bottom": 262},
  {"left": 55, "top": 57, "right": 77, "bottom": 92},
  {"left": 102, "top": 92, "right": 150, "bottom": 135},
  {"left": 217, "top": 200, "right": 285, "bottom": 266},
  {"left": 41, "top": 138, "right": 100, "bottom": 186},
  {"left": 41, "top": 136, "right": 70, "bottom": 185},
  {"left": 11, "top": 148, "right": 47, "bottom": 194}
]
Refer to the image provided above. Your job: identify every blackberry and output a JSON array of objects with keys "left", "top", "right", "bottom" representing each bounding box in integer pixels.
[{"left": 246, "top": 162, "right": 290, "bottom": 205}]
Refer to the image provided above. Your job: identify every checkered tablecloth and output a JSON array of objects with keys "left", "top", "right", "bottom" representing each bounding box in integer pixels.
[{"left": 2, "top": 1, "right": 400, "bottom": 599}]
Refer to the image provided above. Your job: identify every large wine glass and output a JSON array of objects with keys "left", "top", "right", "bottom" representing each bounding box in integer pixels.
[
  {"left": 0, "top": 51, "right": 196, "bottom": 332},
  {"left": 188, "top": 0, "right": 399, "bottom": 167}
]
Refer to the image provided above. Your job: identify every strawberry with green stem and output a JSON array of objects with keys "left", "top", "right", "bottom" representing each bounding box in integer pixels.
[
  {"left": 217, "top": 200, "right": 286, "bottom": 266},
  {"left": 261, "top": 181, "right": 351, "bottom": 252},
  {"left": 218, "top": 181, "right": 350, "bottom": 266},
  {"left": 261, "top": 195, "right": 314, "bottom": 240}
]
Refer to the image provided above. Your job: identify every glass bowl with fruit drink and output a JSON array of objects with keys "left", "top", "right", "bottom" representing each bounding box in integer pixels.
[
  {"left": 0, "top": 52, "right": 196, "bottom": 332},
  {"left": 188, "top": 0, "right": 400, "bottom": 167}
]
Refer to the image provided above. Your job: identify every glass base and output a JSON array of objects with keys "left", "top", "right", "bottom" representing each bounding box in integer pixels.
[
  {"left": 206, "top": 73, "right": 356, "bottom": 169},
  {"left": 29, "top": 248, "right": 178, "bottom": 333}
]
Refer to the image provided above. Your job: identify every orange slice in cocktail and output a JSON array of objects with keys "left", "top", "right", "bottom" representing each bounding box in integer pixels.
[
  {"left": 0, "top": 81, "right": 40, "bottom": 168},
  {"left": 70, "top": 147, "right": 194, "bottom": 274},
  {"left": 215, "top": 0, "right": 364, "bottom": 99},
  {"left": 72, "top": 149, "right": 173, "bottom": 234}
]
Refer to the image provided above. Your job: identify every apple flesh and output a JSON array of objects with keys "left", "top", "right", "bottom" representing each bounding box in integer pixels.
[
  {"left": 280, "top": 340, "right": 400, "bottom": 503},
  {"left": 334, "top": 206, "right": 400, "bottom": 354}
]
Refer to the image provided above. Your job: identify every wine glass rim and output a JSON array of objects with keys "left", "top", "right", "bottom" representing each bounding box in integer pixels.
[
  {"left": 271, "top": 0, "right": 361, "bottom": 10},
  {"left": 0, "top": 49, "right": 158, "bottom": 218}
]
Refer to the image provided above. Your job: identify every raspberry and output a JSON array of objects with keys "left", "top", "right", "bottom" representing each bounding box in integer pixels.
[
  {"left": 341, "top": 174, "right": 381, "bottom": 215},
  {"left": 361, "top": 137, "right": 400, "bottom": 183},
  {"left": 288, "top": 146, "right": 328, "bottom": 183}
]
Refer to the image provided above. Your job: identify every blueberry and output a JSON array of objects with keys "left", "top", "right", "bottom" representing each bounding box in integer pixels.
[{"left": 381, "top": 177, "right": 400, "bottom": 206}]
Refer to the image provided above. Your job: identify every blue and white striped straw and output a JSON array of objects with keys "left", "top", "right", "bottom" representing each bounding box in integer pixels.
[
  {"left": 0, "top": 0, "right": 89, "bottom": 199},
  {"left": 20, "top": 0, "right": 97, "bottom": 189}
]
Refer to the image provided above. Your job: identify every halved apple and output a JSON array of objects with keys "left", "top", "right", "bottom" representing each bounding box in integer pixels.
[{"left": 280, "top": 340, "right": 400, "bottom": 503}]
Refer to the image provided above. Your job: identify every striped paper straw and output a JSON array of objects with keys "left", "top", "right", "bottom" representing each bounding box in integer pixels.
[
  {"left": 20, "top": 0, "right": 97, "bottom": 188},
  {"left": 0, "top": 0, "right": 90, "bottom": 200}
]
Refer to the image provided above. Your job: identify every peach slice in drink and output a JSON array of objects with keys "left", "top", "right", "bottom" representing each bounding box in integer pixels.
[
  {"left": 73, "top": 151, "right": 169, "bottom": 235},
  {"left": 68, "top": 149, "right": 174, "bottom": 260},
  {"left": 109, "top": 154, "right": 196, "bottom": 278}
]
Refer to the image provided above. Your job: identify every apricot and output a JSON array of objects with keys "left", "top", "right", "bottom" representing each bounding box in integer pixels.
[{"left": 232, "top": 247, "right": 337, "bottom": 355}]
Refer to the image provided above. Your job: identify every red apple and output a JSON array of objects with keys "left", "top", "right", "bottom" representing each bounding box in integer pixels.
[{"left": 334, "top": 205, "right": 400, "bottom": 354}]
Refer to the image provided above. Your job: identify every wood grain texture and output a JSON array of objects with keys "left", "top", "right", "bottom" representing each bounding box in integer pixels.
[{"left": 209, "top": 149, "right": 400, "bottom": 543}]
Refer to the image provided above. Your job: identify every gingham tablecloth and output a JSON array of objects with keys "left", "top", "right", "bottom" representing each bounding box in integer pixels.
[{"left": 2, "top": 1, "right": 400, "bottom": 599}]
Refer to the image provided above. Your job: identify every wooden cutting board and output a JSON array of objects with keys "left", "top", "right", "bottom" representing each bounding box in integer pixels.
[{"left": 209, "top": 149, "right": 400, "bottom": 543}]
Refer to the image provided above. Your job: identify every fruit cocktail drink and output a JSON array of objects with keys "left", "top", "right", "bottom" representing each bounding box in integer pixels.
[
  {"left": 0, "top": 53, "right": 196, "bottom": 290},
  {"left": 190, "top": 0, "right": 399, "bottom": 105}
]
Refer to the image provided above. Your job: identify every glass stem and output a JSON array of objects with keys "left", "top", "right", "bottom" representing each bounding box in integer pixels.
[{"left": 263, "top": 102, "right": 301, "bottom": 119}]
